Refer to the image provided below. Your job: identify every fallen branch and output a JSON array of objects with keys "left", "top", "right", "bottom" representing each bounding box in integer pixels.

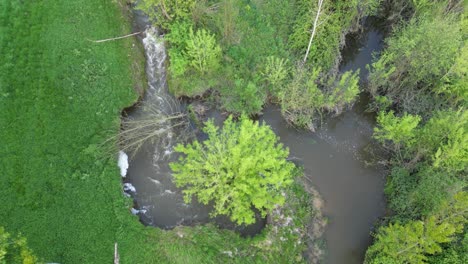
[
  {"left": 89, "top": 32, "right": 142, "bottom": 43},
  {"left": 303, "top": 0, "right": 325, "bottom": 63},
  {"left": 114, "top": 243, "right": 119, "bottom": 264}
]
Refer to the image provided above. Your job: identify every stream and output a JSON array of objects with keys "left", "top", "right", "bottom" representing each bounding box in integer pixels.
[
  {"left": 258, "top": 19, "right": 387, "bottom": 264},
  {"left": 123, "top": 9, "right": 386, "bottom": 264}
]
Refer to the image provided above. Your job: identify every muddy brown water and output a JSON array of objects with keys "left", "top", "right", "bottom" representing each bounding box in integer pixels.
[
  {"left": 125, "top": 8, "right": 386, "bottom": 263},
  {"left": 257, "top": 18, "right": 387, "bottom": 264}
]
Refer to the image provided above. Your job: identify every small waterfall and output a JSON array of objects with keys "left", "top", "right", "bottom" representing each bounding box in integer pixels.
[
  {"left": 140, "top": 27, "right": 175, "bottom": 166},
  {"left": 142, "top": 27, "right": 167, "bottom": 95}
]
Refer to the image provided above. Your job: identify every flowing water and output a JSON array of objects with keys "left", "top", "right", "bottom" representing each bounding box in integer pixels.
[
  {"left": 259, "top": 19, "right": 386, "bottom": 264},
  {"left": 124, "top": 12, "right": 265, "bottom": 234},
  {"left": 124, "top": 9, "right": 386, "bottom": 263}
]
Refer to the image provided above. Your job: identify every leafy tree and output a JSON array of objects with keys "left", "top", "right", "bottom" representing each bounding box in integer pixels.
[
  {"left": 186, "top": 28, "right": 222, "bottom": 74},
  {"left": 279, "top": 67, "right": 359, "bottom": 129},
  {"left": 374, "top": 111, "right": 421, "bottom": 153},
  {"left": 420, "top": 110, "right": 468, "bottom": 174},
  {"left": 437, "top": 44, "right": 468, "bottom": 107},
  {"left": 366, "top": 219, "right": 455, "bottom": 264},
  {"left": 386, "top": 166, "right": 464, "bottom": 220},
  {"left": 137, "top": 0, "right": 197, "bottom": 28},
  {"left": 289, "top": 0, "right": 378, "bottom": 70},
  {"left": 367, "top": 15, "right": 462, "bottom": 115},
  {"left": 374, "top": 109, "right": 467, "bottom": 172},
  {"left": 429, "top": 233, "right": 468, "bottom": 264},
  {"left": 279, "top": 66, "right": 324, "bottom": 130},
  {"left": 170, "top": 115, "right": 296, "bottom": 225},
  {"left": 165, "top": 23, "right": 222, "bottom": 96},
  {"left": 165, "top": 21, "right": 192, "bottom": 77},
  {"left": 0, "top": 227, "right": 38, "bottom": 264},
  {"left": 324, "top": 70, "right": 360, "bottom": 114},
  {"left": 365, "top": 192, "right": 468, "bottom": 264},
  {"left": 260, "top": 56, "right": 290, "bottom": 96},
  {"left": 212, "top": 0, "right": 240, "bottom": 45},
  {"left": 220, "top": 78, "right": 266, "bottom": 116}
]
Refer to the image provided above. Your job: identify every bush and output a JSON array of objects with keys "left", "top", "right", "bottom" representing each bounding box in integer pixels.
[
  {"left": 170, "top": 115, "right": 296, "bottom": 225},
  {"left": 220, "top": 78, "right": 266, "bottom": 116}
]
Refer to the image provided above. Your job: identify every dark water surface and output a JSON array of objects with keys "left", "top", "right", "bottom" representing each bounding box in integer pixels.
[{"left": 258, "top": 18, "right": 386, "bottom": 264}]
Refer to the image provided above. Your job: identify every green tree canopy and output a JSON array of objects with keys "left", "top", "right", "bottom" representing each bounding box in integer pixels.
[
  {"left": 170, "top": 115, "right": 296, "bottom": 225},
  {"left": 367, "top": 14, "right": 462, "bottom": 115},
  {"left": 0, "top": 227, "right": 38, "bottom": 264},
  {"left": 365, "top": 192, "right": 468, "bottom": 264},
  {"left": 186, "top": 28, "right": 222, "bottom": 74},
  {"left": 374, "top": 111, "right": 421, "bottom": 150}
]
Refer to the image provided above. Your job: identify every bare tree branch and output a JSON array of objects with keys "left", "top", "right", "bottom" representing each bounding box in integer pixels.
[
  {"left": 303, "top": 0, "right": 325, "bottom": 63},
  {"left": 89, "top": 32, "right": 142, "bottom": 43}
]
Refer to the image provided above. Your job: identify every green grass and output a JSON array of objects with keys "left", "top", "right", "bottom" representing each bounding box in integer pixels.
[
  {"left": 0, "top": 1, "right": 314, "bottom": 263},
  {"left": 0, "top": 0, "right": 147, "bottom": 262}
]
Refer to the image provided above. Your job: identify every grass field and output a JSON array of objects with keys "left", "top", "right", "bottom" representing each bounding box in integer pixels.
[{"left": 0, "top": 1, "right": 314, "bottom": 263}]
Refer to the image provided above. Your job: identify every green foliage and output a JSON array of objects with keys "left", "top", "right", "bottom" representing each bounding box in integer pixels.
[
  {"left": 421, "top": 110, "right": 468, "bottom": 173},
  {"left": 386, "top": 167, "right": 464, "bottom": 219},
  {"left": 260, "top": 56, "right": 290, "bottom": 96},
  {"left": 166, "top": 22, "right": 221, "bottom": 96},
  {"left": 280, "top": 66, "right": 324, "bottom": 129},
  {"left": 366, "top": 192, "right": 468, "bottom": 264},
  {"left": 289, "top": 0, "right": 379, "bottom": 70},
  {"left": 366, "top": 219, "right": 456, "bottom": 264},
  {"left": 170, "top": 115, "right": 296, "bottom": 225},
  {"left": 325, "top": 70, "right": 360, "bottom": 113},
  {"left": 429, "top": 233, "right": 468, "bottom": 264},
  {"left": 367, "top": 15, "right": 462, "bottom": 114},
  {"left": 437, "top": 44, "right": 468, "bottom": 107},
  {"left": 165, "top": 21, "right": 192, "bottom": 77},
  {"left": 374, "top": 111, "right": 421, "bottom": 150},
  {"left": 212, "top": 0, "right": 240, "bottom": 45},
  {"left": 0, "top": 228, "right": 39, "bottom": 264},
  {"left": 136, "top": 0, "right": 197, "bottom": 29},
  {"left": 220, "top": 78, "right": 266, "bottom": 115},
  {"left": 376, "top": 109, "right": 467, "bottom": 173},
  {"left": 278, "top": 67, "right": 360, "bottom": 129},
  {"left": 367, "top": 190, "right": 468, "bottom": 263},
  {"left": 186, "top": 28, "right": 222, "bottom": 74}
]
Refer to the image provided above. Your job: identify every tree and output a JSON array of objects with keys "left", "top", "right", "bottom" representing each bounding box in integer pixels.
[
  {"left": 367, "top": 15, "right": 462, "bottom": 115},
  {"left": 365, "top": 192, "right": 468, "bottom": 264},
  {"left": 260, "top": 56, "right": 289, "bottom": 96},
  {"left": 421, "top": 110, "right": 468, "bottom": 174},
  {"left": 279, "top": 66, "right": 324, "bottom": 130},
  {"left": 324, "top": 69, "right": 360, "bottom": 114},
  {"left": 170, "top": 115, "right": 296, "bottom": 225},
  {"left": 437, "top": 44, "right": 468, "bottom": 107},
  {"left": 374, "top": 111, "right": 421, "bottom": 153},
  {"left": 220, "top": 78, "right": 266, "bottom": 116},
  {"left": 165, "top": 23, "right": 222, "bottom": 97},
  {"left": 0, "top": 227, "right": 38, "bottom": 264},
  {"left": 279, "top": 67, "right": 359, "bottom": 130},
  {"left": 186, "top": 28, "right": 222, "bottom": 74}
]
